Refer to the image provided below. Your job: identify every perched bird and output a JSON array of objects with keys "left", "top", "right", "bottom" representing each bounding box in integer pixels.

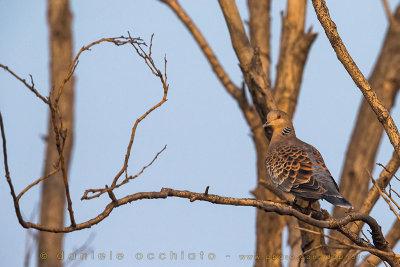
[{"left": 264, "top": 110, "right": 352, "bottom": 208}]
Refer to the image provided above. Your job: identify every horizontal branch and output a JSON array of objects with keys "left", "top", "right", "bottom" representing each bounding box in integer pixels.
[{"left": 1, "top": 175, "right": 395, "bottom": 263}]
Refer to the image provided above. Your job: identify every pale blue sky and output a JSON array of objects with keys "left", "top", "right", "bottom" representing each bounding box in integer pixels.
[{"left": 1, "top": 1, "right": 399, "bottom": 266}]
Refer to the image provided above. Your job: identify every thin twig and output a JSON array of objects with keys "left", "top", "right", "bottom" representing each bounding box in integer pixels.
[
  {"left": 17, "top": 167, "right": 60, "bottom": 201},
  {"left": 82, "top": 145, "right": 167, "bottom": 200},
  {"left": 296, "top": 227, "right": 393, "bottom": 258},
  {"left": 0, "top": 64, "right": 49, "bottom": 104},
  {"left": 55, "top": 36, "right": 145, "bottom": 101},
  {"left": 99, "top": 34, "right": 169, "bottom": 192},
  {"left": 368, "top": 171, "right": 400, "bottom": 222},
  {"left": 377, "top": 162, "right": 400, "bottom": 183}
]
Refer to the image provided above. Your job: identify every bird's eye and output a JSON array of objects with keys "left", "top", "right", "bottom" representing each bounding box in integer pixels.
[{"left": 277, "top": 115, "right": 281, "bottom": 119}]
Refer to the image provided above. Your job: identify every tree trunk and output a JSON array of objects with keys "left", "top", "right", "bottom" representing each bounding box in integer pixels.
[
  {"left": 38, "top": 0, "right": 74, "bottom": 266},
  {"left": 252, "top": 132, "right": 285, "bottom": 267}
]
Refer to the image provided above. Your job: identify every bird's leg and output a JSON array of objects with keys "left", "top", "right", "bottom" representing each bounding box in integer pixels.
[
  {"left": 345, "top": 206, "right": 354, "bottom": 214},
  {"left": 305, "top": 201, "right": 313, "bottom": 215}
]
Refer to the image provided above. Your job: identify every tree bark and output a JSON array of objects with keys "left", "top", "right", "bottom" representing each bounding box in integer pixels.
[
  {"left": 248, "top": 0, "right": 271, "bottom": 85},
  {"left": 38, "top": 0, "right": 74, "bottom": 266}
]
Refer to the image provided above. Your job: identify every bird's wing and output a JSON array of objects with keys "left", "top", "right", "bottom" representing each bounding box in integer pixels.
[
  {"left": 308, "top": 144, "right": 340, "bottom": 192},
  {"left": 265, "top": 144, "right": 327, "bottom": 198}
]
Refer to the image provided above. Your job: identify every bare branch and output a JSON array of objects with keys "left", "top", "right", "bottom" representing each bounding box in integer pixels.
[
  {"left": 48, "top": 99, "right": 76, "bottom": 227},
  {"left": 2, "top": 104, "right": 398, "bottom": 263},
  {"left": 333, "top": 6, "right": 400, "bottom": 217},
  {"left": 159, "top": 0, "right": 242, "bottom": 100},
  {"left": 0, "top": 112, "right": 26, "bottom": 227},
  {"left": 0, "top": 64, "right": 49, "bottom": 104},
  {"left": 1, "top": 34, "right": 169, "bottom": 233},
  {"left": 55, "top": 36, "right": 145, "bottom": 102},
  {"left": 296, "top": 227, "right": 393, "bottom": 258},
  {"left": 218, "top": 0, "right": 277, "bottom": 119},
  {"left": 338, "top": 143, "right": 400, "bottom": 262},
  {"left": 311, "top": 0, "right": 400, "bottom": 159},
  {"left": 82, "top": 145, "right": 167, "bottom": 200},
  {"left": 17, "top": 167, "right": 60, "bottom": 201},
  {"left": 106, "top": 35, "right": 169, "bottom": 190},
  {"left": 368, "top": 171, "right": 400, "bottom": 221},
  {"left": 158, "top": 1, "right": 265, "bottom": 167},
  {"left": 361, "top": 152, "right": 400, "bottom": 216},
  {"left": 360, "top": 219, "right": 400, "bottom": 267}
]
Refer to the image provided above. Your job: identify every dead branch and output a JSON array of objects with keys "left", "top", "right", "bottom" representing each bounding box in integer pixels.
[
  {"left": 82, "top": 145, "right": 167, "bottom": 200},
  {"left": 0, "top": 64, "right": 49, "bottom": 104},
  {"left": 55, "top": 36, "right": 145, "bottom": 102},
  {"left": 1, "top": 89, "right": 397, "bottom": 263},
  {"left": 17, "top": 167, "right": 60, "bottom": 201},
  {"left": 311, "top": 0, "right": 400, "bottom": 159},
  {"left": 1, "top": 138, "right": 399, "bottom": 265},
  {"left": 368, "top": 170, "right": 400, "bottom": 221},
  {"left": 1, "top": 34, "right": 169, "bottom": 231},
  {"left": 330, "top": 6, "right": 400, "bottom": 262},
  {"left": 333, "top": 5, "right": 400, "bottom": 217},
  {"left": 159, "top": 0, "right": 281, "bottom": 202},
  {"left": 2, "top": 103, "right": 398, "bottom": 262},
  {"left": 296, "top": 227, "right": 393, "bottom": 258},
  {"left": 361, "top": 152, "right": 400, "bottom": 216}
]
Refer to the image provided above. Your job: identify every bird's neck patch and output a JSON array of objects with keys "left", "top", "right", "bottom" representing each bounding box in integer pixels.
[{"left": 281, "top": 127, "right": 292, "bottom": 136}]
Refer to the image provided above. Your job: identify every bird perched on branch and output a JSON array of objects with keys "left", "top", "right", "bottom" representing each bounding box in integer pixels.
[{"left": 264, "top": 110, "right": 352, "bottom": 208}]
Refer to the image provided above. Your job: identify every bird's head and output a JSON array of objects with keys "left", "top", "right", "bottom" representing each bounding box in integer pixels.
[{"left": 263, "top": 110, "right": 294, "bottom": 136}]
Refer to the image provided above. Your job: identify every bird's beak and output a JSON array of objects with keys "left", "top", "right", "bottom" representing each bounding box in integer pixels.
[{"left": 263, "top": 121, "right": 270, "bottom": 128}]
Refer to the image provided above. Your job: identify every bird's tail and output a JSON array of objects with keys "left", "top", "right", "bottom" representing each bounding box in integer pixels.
[{"left": 324, "top": 195, "right": 353, "bottom": 208}]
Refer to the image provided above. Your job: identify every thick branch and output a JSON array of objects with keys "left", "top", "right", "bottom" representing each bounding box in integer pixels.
[
  {"left": 218, "top": 0, "right": 277, "bottom": 120},
  {"left": 247, "top": 0, "right": 271, "bottom": 84},
  {"left": 274, "top": 0, "right": 317, "bottom": 118}
]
